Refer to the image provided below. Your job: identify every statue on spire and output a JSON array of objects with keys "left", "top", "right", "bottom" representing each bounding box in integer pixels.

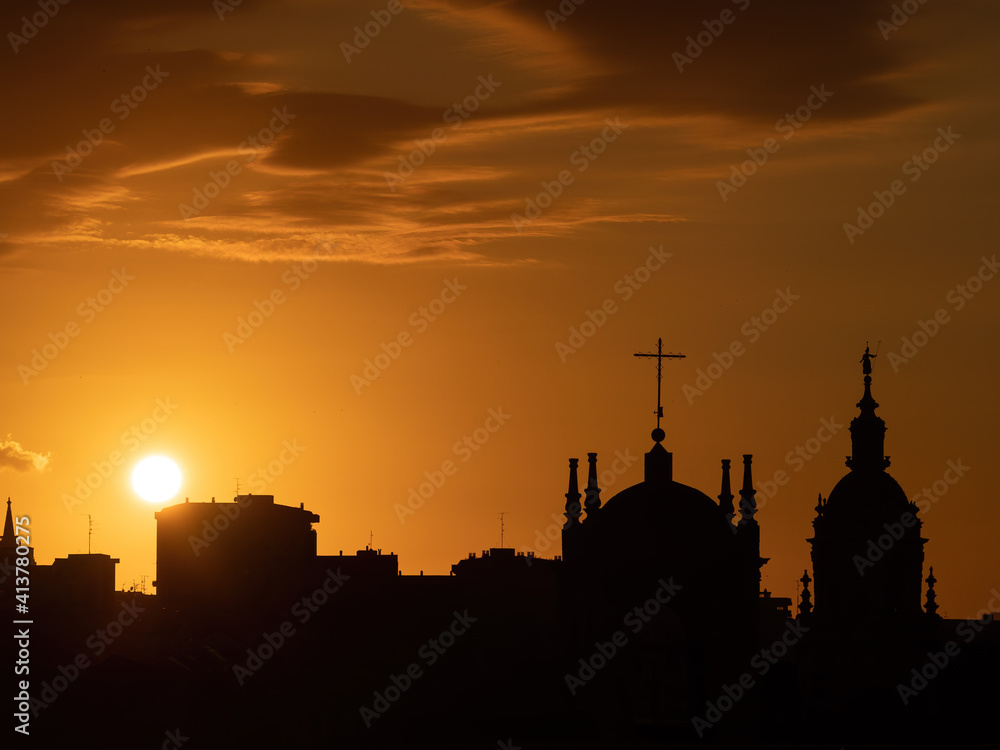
[{"left": 861, "top": 341, "right": 880, "bottom": 375}]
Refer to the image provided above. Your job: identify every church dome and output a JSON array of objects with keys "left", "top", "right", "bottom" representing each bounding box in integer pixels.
[
  {"left": 590, "top": 477, "right": 735, "bottom": 572},
  {"left": 824, "top": 468, "right": 911, "bottom": 524}
]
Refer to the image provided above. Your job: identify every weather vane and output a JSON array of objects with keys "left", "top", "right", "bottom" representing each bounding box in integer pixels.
[{"left": 633, "top": 337, "right": 685, "bottom": 439}]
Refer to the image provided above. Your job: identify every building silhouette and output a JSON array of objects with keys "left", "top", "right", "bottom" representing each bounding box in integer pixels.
[{"left": 808, "top": 365, "right": 926, "bottom": 625}]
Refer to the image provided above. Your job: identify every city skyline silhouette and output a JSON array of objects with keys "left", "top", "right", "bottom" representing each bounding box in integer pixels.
[
  {"left": 5, "top": 346, "right": 1000, "bottom": 747},
  {"left": 2, "top": 0, "right": 998, "bottom": 746}
]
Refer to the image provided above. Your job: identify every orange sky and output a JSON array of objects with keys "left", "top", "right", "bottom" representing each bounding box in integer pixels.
[{"left": 1, "top": 0, "right": 998, "bottom": 618}]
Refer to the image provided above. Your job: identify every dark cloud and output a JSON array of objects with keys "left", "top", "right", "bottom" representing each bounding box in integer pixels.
[
  {"left": 0, "top": 0, "right": 949, "bottom": 262},
  {"left": 440, "top": 0, "right": 918, "bottom": 121}
]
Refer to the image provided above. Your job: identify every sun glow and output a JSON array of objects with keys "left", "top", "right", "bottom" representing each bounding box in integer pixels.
[{"left": 131, "top": 456, "right": 182, "bottom": 503}]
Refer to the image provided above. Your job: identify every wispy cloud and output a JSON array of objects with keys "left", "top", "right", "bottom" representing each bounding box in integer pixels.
[{"left": 0, "top": 437, "right": 51, "bottom": 472}]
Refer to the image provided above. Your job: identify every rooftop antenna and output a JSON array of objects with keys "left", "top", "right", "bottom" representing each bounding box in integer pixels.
[
  {"left": 235, "top": 477, "right": 240, "bottom": 495},
  {"left": 87, "top": 514, "right": 94, "bottom": 554},
  {"left": 499, "top": 512, "right": 507, "bottom": 548},
  {"left": 369, "top": 529, "right": 373, "bottom": 550},
  {"left": 634, "top": 337, "right": 686, "bottom": 438}
]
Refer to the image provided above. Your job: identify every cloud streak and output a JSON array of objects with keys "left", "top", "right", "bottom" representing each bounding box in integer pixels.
[{"left": 0, "top": 436, "right": 51, "bottom": 472}]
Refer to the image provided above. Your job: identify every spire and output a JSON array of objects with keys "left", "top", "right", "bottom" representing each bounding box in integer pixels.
[
  {"left": 1, "top": 498, "right": 13, "bottom": 547},
  {"left": 846, "top": 347, "right": 890, "bottom": 471},
  {"left": 584, "top": 453, "right": 601, "bottom": 517},
  {"left": 564, "top": 459, "right": 582, "bottom": 528},
  {"left": 718, "top": 459, "right": 734, "bottom": 520},
  {"left": 925, "top": 566, "right": 939, "bottom": 618},
  {"left": 737, "top": 454, "right": 757, "bottom": 526}
]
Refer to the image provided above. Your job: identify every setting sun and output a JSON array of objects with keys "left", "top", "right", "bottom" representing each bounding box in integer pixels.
[{"left": 131, "top": 456, "right": 182, "bottom": 503}]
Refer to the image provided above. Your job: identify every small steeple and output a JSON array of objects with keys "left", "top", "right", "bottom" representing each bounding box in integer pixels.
[
  {"left": 584, "top": 453, "right": 601, "bottom": 517},
  {"left": 564, "top": 459, "right": 582, "bottom": 528},
  {"left": 718, "top": 459, "right": 735, "bottom": 521},
  {"left": 1, "top": 498, "right": 14, "bottom": 547},
  {"left": 799, "top": 569, "right": 813, "bottom": 620},
  {"left": 846, "top": 347, "right": 890, "bottom": 471},
  {"left": 925, "top": 566, "right": 939, "bottom": 618},
  {"left": 737, "top": 455, "right": 757, "bottom": 526}
]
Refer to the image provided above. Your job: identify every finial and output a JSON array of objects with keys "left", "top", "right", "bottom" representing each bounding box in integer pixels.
[
  {"left": 564, "top": 458, "right": 582, "bottom": 528},
  {"left": 737, "top": 454, "right": 757, "bottom": 526},
  {"left": 718, "top": 459, "right": 735, "bottom": 521},
  {"left": 925, "top": 566, "right": 939, "bottom": 618},
  {"left": 584, "top": 453, "right": 601, "bottom": 516},
  {"left": 799, "top": 569, "right": 813, "bottom": 619}
]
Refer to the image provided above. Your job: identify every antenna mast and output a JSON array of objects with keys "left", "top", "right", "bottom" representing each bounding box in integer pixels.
[{"left": 499, "top": 512, "right": 507, "bottom": 548}]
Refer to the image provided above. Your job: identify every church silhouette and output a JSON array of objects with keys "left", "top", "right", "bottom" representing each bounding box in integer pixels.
[{"left": 6, "top": 345, "right": 999, "bottom": 748}]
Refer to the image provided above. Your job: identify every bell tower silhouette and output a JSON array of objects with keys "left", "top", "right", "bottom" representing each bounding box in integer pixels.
[{"left": 807, "top": 348, "right": 926, "bottom": 626}]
